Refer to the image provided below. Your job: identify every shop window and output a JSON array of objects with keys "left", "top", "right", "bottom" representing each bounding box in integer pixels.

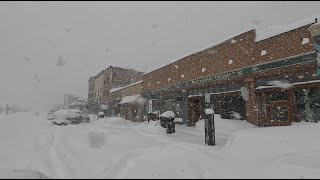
[
  {"left": 295, "top": 87, "right": 320, "bottom": 122},
  {"left": 176, "top": 96, "right": 183, "bottom": 101},
  {"left": 215, "top": 86, "right": 221, "bottom": 93},
  {"left": 267, "top": 92, "right": 288, "bottom": 102},
  {"left": 271, "top": 106, "right": 289, "bottom": 122},
  {"left": 210, "top": 87, "right": 215, "bottom": 93},
  {"left": 229, "top": 82, "right": 242, "bottom": 91},
  {"left": 220, "top": 84, "right": 228, "bottom": 93},
  {"left": 192, "top": 89, "right": 198, "bottom": 95}
]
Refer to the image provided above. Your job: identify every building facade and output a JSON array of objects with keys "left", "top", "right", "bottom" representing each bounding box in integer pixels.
[
  {"left": 142, "top": 21, "right": 320, "bottom": 127},
  {"left": 88, "top": 66, "right": 143, "bottom": 114},
  {"left": 110, "top": 81, "right": 145, "bottom": 122}
]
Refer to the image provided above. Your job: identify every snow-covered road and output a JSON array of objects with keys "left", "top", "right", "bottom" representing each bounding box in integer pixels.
[{"left": 1, "top": 112, "right": 320, "bottom": 178}]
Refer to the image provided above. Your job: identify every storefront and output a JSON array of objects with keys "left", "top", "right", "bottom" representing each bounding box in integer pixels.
[{"left": 142, "top": 21, "right": 319, "bottom": 127}]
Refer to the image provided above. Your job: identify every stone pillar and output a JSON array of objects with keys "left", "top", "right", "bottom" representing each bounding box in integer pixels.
[{"left": 182, "top": 90, "right": 188, "bottom": 125}]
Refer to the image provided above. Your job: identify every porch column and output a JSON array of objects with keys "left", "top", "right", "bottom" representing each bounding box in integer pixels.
[
  {"left": 288, "top": 89, "right": 298, "bottom": 122},
  {"left": 244, "top": 78, "right": 260, "bottom": 126},
  {"left": 182, "top": 90, "right": 188, "bottom": 125}
]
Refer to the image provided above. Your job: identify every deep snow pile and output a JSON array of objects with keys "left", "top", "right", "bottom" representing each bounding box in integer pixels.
[{"left": 1, "top": 112, "right": 320, "bottom": 178}]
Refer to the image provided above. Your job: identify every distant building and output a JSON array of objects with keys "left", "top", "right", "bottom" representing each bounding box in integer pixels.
[{"left": 64, "top": 93, "right": 78, "bottom": 108}]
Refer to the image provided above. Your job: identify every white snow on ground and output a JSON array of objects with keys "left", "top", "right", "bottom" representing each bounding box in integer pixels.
[
  {"left": 261, "top": 50, "right": 267, "bottom": 56},
  {"left": 268, "top": 80, "right": 293, "bottom": 89},
  {"left": 231, "top": 111, "right": 242, "bottom": 120},
  {"left": 301, "top": 38, "right": 310, "bottom": 45},
  {"left": 1, "top": 112, "right": 320, "bottom": 178}
]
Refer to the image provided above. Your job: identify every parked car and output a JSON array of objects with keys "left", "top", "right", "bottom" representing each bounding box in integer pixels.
[
  {"left": 66, "top": 110, "right": 89, "bottom": 124},
  {"left": 51, "top": 109, "right": 89, "bottom": 125}
]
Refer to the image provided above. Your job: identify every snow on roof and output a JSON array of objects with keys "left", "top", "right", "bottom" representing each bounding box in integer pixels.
[
  {"left": 267, "top": 80, "right": 293, "bottom": 89},
  {"left": 143, "top": 29, "right": 253, "bottom": 75},
  {"left": 160, "top": 111, "right": 175, "bottom": 118},
  {"left": 255, "top": 16, "right": 319, "bottom": 42},
  {"left": 110, "top": 87, "right": 125, "bottom": 93},
  {"left": 308, "top": 21, "right": 320, "bottom": 30},
  {"left": 110, "top": 80, "right": 142, "bottom": 93},
  {"left": 119, "top": 95, "right": 145, "bottom": 104}
]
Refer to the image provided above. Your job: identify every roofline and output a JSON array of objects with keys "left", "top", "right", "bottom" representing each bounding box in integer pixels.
[{"left": 143, "top": 29, "right": 255, "bottom": 76}]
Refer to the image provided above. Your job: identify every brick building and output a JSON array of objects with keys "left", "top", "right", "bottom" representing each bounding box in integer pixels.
[
  {"left": 110, "top": 81, "right": 145, "bottom": 122},
  {"left": 88, "top": 66, "right": 143, "bottom": 114},
  {"left": 142, "top": 19, "right": 320, "bottom": 127}
]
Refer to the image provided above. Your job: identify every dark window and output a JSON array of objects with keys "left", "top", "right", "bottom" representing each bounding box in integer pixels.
[{"left": 267, "top": 92, "right": 288, "bottom": 101}]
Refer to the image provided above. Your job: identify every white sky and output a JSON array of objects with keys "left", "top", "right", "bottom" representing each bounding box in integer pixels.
[{"left": 0, "top": 1, "right": 320, "bottom": 111}]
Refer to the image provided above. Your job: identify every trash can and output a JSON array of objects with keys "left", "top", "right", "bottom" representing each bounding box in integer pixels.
[
  {"left": 166, "top": 118, "right": 175, "bottom": 134},
  {"left": 160, "top": 111, "right": 176, "bottom": 134}
]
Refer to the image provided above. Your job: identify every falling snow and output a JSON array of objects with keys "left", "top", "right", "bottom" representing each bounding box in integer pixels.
[
  {"left": 261, "top": 50, "right": 267, "bottom": 56},
  {"left": 301, "top": 38, "right": 310, "bottom": 45}
]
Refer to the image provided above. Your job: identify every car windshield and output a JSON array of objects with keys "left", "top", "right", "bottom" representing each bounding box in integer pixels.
[{"left": 1, "top": 1, "right": 320, "bottom": 179}]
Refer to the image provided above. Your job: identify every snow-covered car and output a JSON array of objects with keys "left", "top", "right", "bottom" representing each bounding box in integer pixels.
[
  {"left": 52, "top": 118, "right": 70, "bottom": 126},
  {"left": 66, "top": 110, "right": 89, "bottom": 124},
  {"left": 0, "top": 169, "right": 49, "bottom": 179}
]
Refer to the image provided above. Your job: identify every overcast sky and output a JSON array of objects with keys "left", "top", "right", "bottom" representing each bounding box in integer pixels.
[{"left": 1, "top": 1, "right": 320, "bottom": 111}]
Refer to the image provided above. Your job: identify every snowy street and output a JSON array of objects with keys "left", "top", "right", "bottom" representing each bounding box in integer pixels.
[{"left": 1, "top": 112, "right": 320, "bottom": 178}]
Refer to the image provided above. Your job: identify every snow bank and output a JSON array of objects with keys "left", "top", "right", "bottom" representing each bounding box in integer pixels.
[
  {"left": 231, "top": 111, "right": 242, "bottom": 120},
  {"left": 160, "top": 111, "right": 175, "bottom": 118},
  {"left": 0, "top": 169, "right": 49, "bottom": 179}
]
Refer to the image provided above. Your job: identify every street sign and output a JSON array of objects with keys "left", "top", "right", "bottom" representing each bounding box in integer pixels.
[
  {"left": 205, "top": 93, "right": 210, "bottom": 103},
  {"left": 317, "top": 68, "right": 320, "bottom": 76}
]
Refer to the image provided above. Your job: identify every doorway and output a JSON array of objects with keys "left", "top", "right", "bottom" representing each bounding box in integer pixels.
[{"left": 187, "top": 96, "right": 205, "bottom": 126}]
